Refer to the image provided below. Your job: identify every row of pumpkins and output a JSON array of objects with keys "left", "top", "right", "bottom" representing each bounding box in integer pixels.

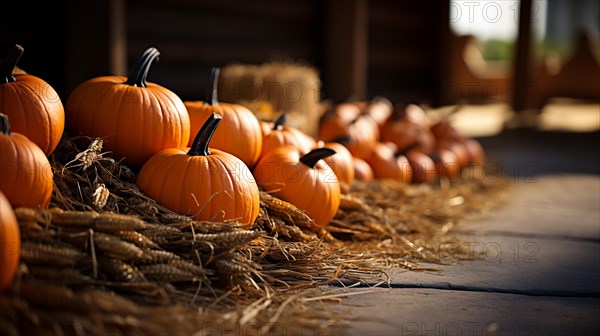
[{"left": 0, "top": 45, "right": 484, "bottom": 291}]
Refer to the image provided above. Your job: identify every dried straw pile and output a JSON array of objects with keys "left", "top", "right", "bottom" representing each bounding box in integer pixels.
[{"left": 0, "top": 137, "right": 505, "bottom": 335}]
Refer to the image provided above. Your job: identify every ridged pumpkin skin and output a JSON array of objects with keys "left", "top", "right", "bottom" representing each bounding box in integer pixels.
[
  {"left": 0, "top": 114, "right": 52, "bottom": 208},
  {"left": 0, "top": 191, "right": 20, "bottom": 291},
  {"left": 137, "top": 113, "right": 259, "bottom": 225},
  {"left": 66, "top": 48, "right": 190, "bottom": 167},
  {"left": 366, "top": 142, "right": 412, "bottom": 183},
  {"left": 259, "top": 113, "right": 316, "bottom": 159},
  {"left": 353, "top": 157, "right": 374, "bottom": 182},
  {"left": 185, "top": 68, "right": 262, "bottom": 168},
  {"left": 0, "top": 45, "right": 64, "bottom": 156},
  {"left": 321, "top": 142, "right": 354, "bottom": 185},
  {"left": 253, "top": 146, "right": 340, "bottom": 230},
  {"left": 319, "top": 103, "right": 379, "bottom": 159}
]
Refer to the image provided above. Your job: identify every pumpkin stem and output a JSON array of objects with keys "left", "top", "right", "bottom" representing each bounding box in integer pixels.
[
  {"left": 0, "top": 45, "right": 24, "bottom": 83},
  {"left": 300, "top": 148, "right": 336, "bottom": 169},
  {"left": 0, "top": 114, "right": 11, "bottom": 136},
  {"left": 273, "top": 113, "right": 287, "bottom": 130},
  {"left": 125, "top": 47, "right": 160, "bottom": 87},
  {"left": 395, "top": 142, "right": 421, "bottom": 157},
  {"left": 205, "top": 67, "right": 220, "bottom": 105},
  {"left": 188, "top": 112, "right": 222, "bottom": 156}
]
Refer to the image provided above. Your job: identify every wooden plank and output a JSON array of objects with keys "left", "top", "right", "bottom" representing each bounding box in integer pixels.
[
  {"left": 65, "top": 0, "right": 126, "bottom": 92},
  {"left": 512, "top": 0, "right": 533, "bottom": 112},
  {"left": 324, "top": 0, "right": 368, "bottom": 101}
]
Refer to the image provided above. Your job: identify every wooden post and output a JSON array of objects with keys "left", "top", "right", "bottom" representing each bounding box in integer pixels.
[
  {"left": 512, "top": 0, "right": 533, "bottom": 112},
  {"left": 324, "top": 0, "right": 368, "bottom": 101},
  {"left": 66, "top": 0, "right": 126, "bottom": 93}
]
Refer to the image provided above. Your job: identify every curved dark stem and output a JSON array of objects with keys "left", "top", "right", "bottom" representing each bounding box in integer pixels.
[
  {"left": 0, "top": 114, "right": 12, "bottom": 136},
  {"left": 329, "top": 136, "right": 352, "bottom": 144},
  {"left": 395, "top": 142, "right": 421, "bottom": 157},
  {"left": 125, "top": 47, "right": 160, "bottom": 87},
  {"left": 205, "top": 67, "right": 220, "bottom": 105},
  {"left": 1, "top": 45, "right": 24, "bottom": 83},
  {"left": 188, "top": 113, "right": 223, "bottom": 156},
  {"left": 300, "top": 148, "right": 336, "bottom": 168},
  {"left": 273, "top": 113, "right": 287, "bottom": 130}
]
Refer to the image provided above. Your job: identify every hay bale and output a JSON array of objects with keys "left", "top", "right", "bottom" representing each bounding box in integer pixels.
[{"left": 220, "top": 62, "right": 321, "bottom": 136}]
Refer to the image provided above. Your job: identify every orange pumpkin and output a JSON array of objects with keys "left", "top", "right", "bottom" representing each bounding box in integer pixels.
[
  {"left": 0, "top": 190, "right": 20, "bottom": 291},
  {"left": 253, "top": 146, "right": 340, "bottom": 230},
  {"left": 430, "top": 149, "right": 460, "bottom": 179},
  {"left": 365, "top": 142, "right": 412, "bottom": 182},
  {"left": 260, "top": 113, "right": 316, "bottom": 158},
  {"left": 353, "top": 157, "right": 374, "bottom": 182},
  {"left": 0, "top": 114, "right": 52, "bottom": 208},
  {"left": 380, "top": 104, "right": 435, "bottom": 154},
  {"left": 0, "top": 45, "right": 64, "bottom": 156},
  {"left": 321, "top": 141, "right": 355, "bottom": 185},
  {"left": 319, "top": 103, "right": 379, "bottom": 159},
  {"left": 185, "top": 68, "right": 262, "bottom": 167},
  {"left": 137, "top": 113, "right": 260, "bottom": 226},
  {"left": 350, "top": 97, "right": 393, "bottom": 126},
  {"left": 66, "top": 47, "right": 190, "bottom": 167},
  {"left": 462, "top": 138, "right": 485, "bottom": 166},
  {"left": 403, "top": 148, "right": 436, "bottom": 183}
]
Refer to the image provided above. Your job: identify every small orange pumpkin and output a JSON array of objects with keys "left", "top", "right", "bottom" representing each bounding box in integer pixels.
[
  {"left": 402, "top": 148, "right": 436, "bottom": 183},
  {"left": 253, "top": 146, "right": 340, "bottom": 230},
  {"left": 365, "top": 142, "right": 412, "bottom": 182},
  {"left": 137, "top": 113, "right": 260, "bottom": 225},
  {"left": 0, "top": 190, "right": 20, "bottom": 291},
  {"left": 185, "top": 68, "right": 262, "bottom": 167},
  {"left": 260, "top": 113, "right": 316, "bottom": 158},
  {"left": 353, "top": 157, "right": 374, "bottom": 182},
  {"left": 350, "top": 96, "right": 393, "bottom": 126},
  {"left": 461, "top": 138, "right": 485, "bottom": 166},
  {"left": 380, "top": 104, "right": 435, "bottom": 154},
  {"left": 0, "top": 45, "right": 64, "bottom": 156},
  {"left": 66, "top": 47, "right": 190, "bottom": 167},
  {"left": 0, "top": 114, "right": 52, "bottom": 208},
  {"left": 319, "top": 103, "right": 379, "bottom": 159},
  {"left": 321, "top": 141, "right": 355, "bottom": 186},
  {"left": 430, "top": 149, "right": 460, "bottom": 179}
]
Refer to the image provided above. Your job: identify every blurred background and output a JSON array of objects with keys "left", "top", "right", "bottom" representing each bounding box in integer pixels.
[{"left": 2, "top": 0, "right": 599, "bottom": 175}]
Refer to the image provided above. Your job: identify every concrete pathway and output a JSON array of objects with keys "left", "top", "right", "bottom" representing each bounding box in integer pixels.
[{"left": 330, "top": 175, "right": 600, "bottom": 336}]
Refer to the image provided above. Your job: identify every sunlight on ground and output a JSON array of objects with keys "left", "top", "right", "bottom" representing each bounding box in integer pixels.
[
  {"left": 429, "top": 101, "right": 600, "bottom": 137},
  {"left": 538, "top": 101, "right": 600, "bottom": 132}
]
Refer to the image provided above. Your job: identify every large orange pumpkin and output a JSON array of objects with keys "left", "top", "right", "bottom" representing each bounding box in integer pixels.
[
  {"left": 0, "top": 190, "right": 20, "bottom": 291},
  {"left": 365, "top": 142, "right": 412, "bottom": 182},
  {"left": 0, "top": 114, "right": 52, "bottom": 208},
  {"left": 0, "top": 45, "right": 64, "bottom": 156},
  {"left": 137, "top": 113, "right": 259, "bottom": 226},
  {"left": 319, "top": 103, "right": 379, "bottom": 159},
  {"left": 321, "top": 141, "right": 354, "bottom": 186},
  {"left": 253, "top": 146, "right": 340, "bottom": 230},
  {"left": 66, "top": 47, "right": 190, "bottom": 167},
  {"left": 260, "top": 113, "right": 316, "bottom": 158},
  {"left": 185, "top": 68, "right": 262, "bottom": 168}
]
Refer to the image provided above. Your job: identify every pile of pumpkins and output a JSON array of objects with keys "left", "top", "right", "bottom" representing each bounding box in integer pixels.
[{"left": 0, "top": 45, "right": 484, "bottom": 291}]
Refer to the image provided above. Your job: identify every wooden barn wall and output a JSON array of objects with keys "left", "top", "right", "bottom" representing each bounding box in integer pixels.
[
  {"left": 368, "top": 0, "right": 446, "bottom": 105},
  {"left": 126, "top": 0, "right": 324, "bottom": 101},
  {"left": 1, "top": 0, "right": 447, "bottom": 105}
]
